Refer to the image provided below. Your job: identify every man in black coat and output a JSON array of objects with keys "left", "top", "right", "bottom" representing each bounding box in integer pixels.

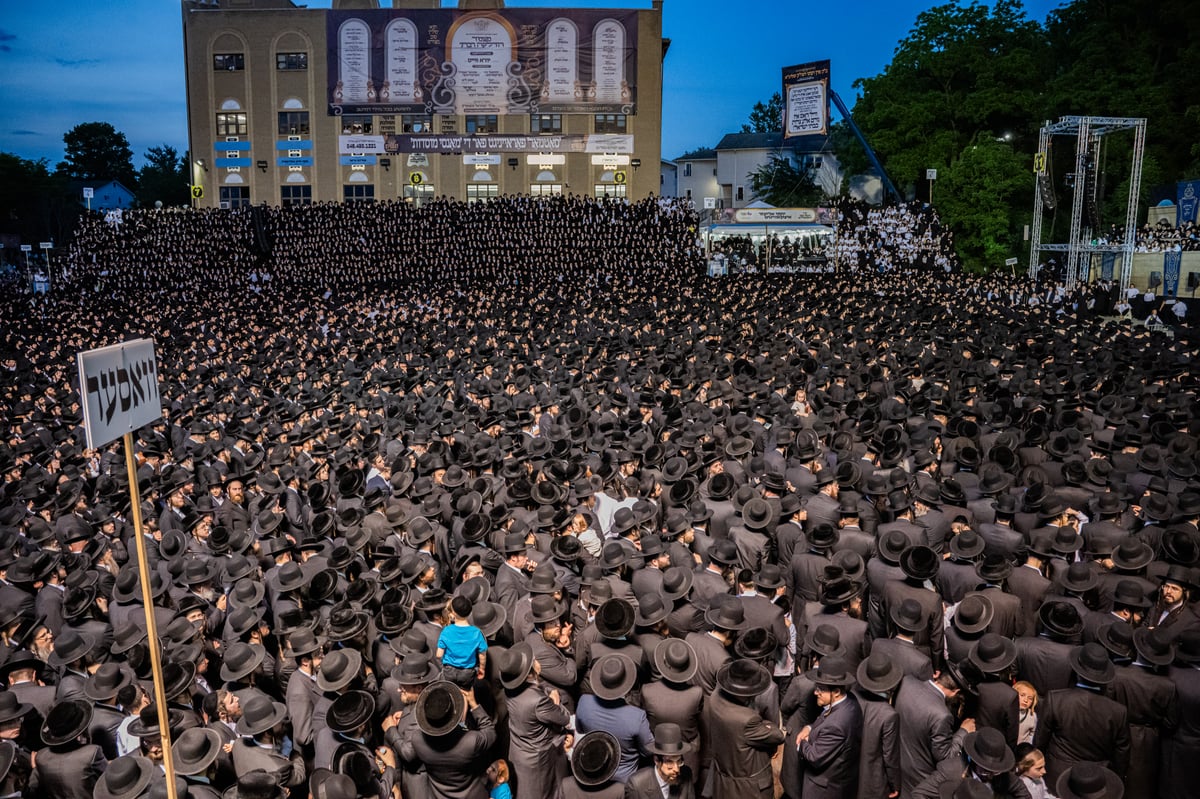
[
  {"left": 1034, "top": 643, "right": 1131, "bottom": 787},
  {"left": 852, "top": 653, "right": 901, "bottom": 799},
  {"left": 794, "top": 658, "right": 863, "bottom": 799},
  {"left": 624, "top": 723, "right": 694, "bottom": 799}
]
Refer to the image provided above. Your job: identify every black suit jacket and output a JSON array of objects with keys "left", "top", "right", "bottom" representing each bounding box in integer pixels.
[
  {"left": 624, "top": 766, "right": 695, "bottom": 799},
  {"left": 797, "top": 693, "right": 863, "bottom": 799},
  {"left": 1034, "top": 686, "right": 1130, "bottom": 787}
]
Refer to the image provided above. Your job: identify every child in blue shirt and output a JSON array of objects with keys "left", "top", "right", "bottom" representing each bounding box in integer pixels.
[{"left": 437, "top": 595, "right": 488, "bottom": 689}]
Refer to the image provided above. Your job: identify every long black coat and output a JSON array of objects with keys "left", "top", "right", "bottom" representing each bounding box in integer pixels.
[{"left": 1034, "top": 686, "right": 1131, "bottom": 787}]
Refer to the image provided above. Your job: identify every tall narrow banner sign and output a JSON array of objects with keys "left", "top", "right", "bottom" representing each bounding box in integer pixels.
[
  {"left": 1100, "top": 252, "right": 1116, "bottom": 281},
  {"left": 327, "top": 9, "right": 638, "bottom": 116},
  {"left": 1178, "top": 180, "right": 1199, "bottom": 224},
  {"left": 1163, "top": 249, "right": 1182, "bottom": 297},
  {"left": 782, "top": 60, "right": 831, "bottom": 140}
]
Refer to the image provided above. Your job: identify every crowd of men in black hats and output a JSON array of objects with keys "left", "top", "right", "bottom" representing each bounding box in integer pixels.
[{"left": 0, "top": 194, "right": 1198, "bottom": 799}]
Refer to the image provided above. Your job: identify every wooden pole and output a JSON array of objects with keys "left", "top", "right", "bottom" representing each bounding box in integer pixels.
[{"left": 123, "top": 432, "right": 179, "bottom": 799}]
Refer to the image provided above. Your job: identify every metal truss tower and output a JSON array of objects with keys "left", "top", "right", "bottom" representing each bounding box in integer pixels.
[{"left": 1029, "top": 116, "right": 1146, "bottom": 290}]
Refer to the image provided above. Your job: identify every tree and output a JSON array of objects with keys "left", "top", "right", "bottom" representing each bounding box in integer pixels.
[
  {"left": 136, "top": 145, "right": 190, "bottom": 208},
  {"left": 850, "top": 1, "right": 1046, "bottom": 194},
  {"left": 741, "top": 93, "right": 784, "bottom": 134},
  {"left": 749, "top": 156, "right": 825, "bottom": 207},
  {"left": 0, "top": 153, "right": 78, "bottom": 246},
  {"left": 937, "top": 137, "right": 1030, "bottom": 271},
  {"left": 59, "top": 122, "right": 137, "bottom": 188}
]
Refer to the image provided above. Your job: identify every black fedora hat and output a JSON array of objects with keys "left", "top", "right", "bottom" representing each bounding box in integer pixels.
[
  {"left": 591, "top": 653, "right": 638, "bottom": 700},
  {"left": 716, "top": 658, "right": 771, "bottom": 699},
  {"left": 653, "top": 638, "right": 697, "bottom": 683},
  {"left": 1132, "top": 626, "right": 1175, "bottom": 667},
  {"left": 220, "top": 642, "right": 267, "bottom": 683},
  {"left": 877, "top": 530, "right": 910, "bottom": 565},
  {"left": 0, "top": 692, "right": 31, "bottom": 725},
  {"left": 1038, "top": 600, "right": 1084, "bottom": 639},
  {"left": 856, "top": 651, "right": 903, "bottom": 693},
  {"left": 236, "top": 695, "right": 289, "bottom": 737},
  {"left": 1057, "top": 764, "right": 1124, "bottom": 799},
  {"left": 83, "top": 662, "right": 134, "bottom": 701},
  {"left": 1110, "top": 538, "right": 1154, "bottom": 571},
  {"left": 325, "top": 690, "right": 374, "bottom": 733},
  {"left": 317, "top": 649, "right": 362, "bottom": 692},
  {"left": 469, "top": 601, "right": 507, "bottom": 638},
  {"left": 498, "top": 642, "right": 536, "bottom": 690},
  {"left": 648, "top": 722, "right": 691, "bottom": 757},
  {"left": 948, "top": 529, "right": 986, "bottom": 560},
  {"left": 889, "top": 598, "right": 927, "bottom": 633},
  {"left": 968, "top": 633, "right": 1017, "bottom": 674},
  {"left": 414, "top": 681, "right": 466, "bottom": 737},
  {"left": 94, "top": 755, "right": 154, "bottom": 799},
  {"left": 974, "top": 554, "right": 1013, "bottom": 584},
  {"left": 962, "top": 727, "right": 1014, "bottom": 773},
  {"left": 172, "top": 727, "right": 223, "bottom": 776},
  {"left": 571, "top": 731, "right": 620, "bottom": 787},
  {"left": 1111, "top": 580, "right": 1151, "bottom": 610},
  {"left": 1097, "top": 620, "right": 1136, "bottom": 660},
  {"left": 952, "top": 594, "right": 994, "bottom": 634},
  {"left": 595, "top": 598, "right": 636, "bottom": 640},
  {"left": 635, "top": 593, "right": 671, "bottom": 627},
  {"left": 41, "top": 698, "right": 93, "bottom": 746},
  {"left": 46, "top": 629, "right": 97, "bottom": 668},
  {"left": 900, "top": 545, "right": 939, "bottom": 581},
  {"left": 805, "top": 623, "right": 846, "bottom": 659},
  {"left": 805, "top": 655, "right": 856, "bottom": 688},
  {"left": 734, "top": 627, "right": 778, "bottom": 661},
  {"left": 661, "top": 566, "right": 693, "bottom": 600},
  {"left": 393, "top": 654, "right": 441, "bottom": 687},
  {"left": 704, "top": 596, "right": 748, "bottom": 631},
  {"left": 1069, "top": 642, "right": 1116, "bottom": 685},
  {"left": 1058, "top": 562, "right": 1099, "bottom": 594}
]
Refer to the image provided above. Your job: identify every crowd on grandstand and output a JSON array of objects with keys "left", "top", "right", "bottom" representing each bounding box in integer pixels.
[
  {"left": 1093, "top": 220, "right": 1200, "bottom": 253},
  {"left": 0, "top": 196, "right": 1196, "bottom": 799}
]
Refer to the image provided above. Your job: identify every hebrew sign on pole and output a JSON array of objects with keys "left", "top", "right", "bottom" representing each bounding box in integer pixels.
[{"left": 77, "top": 338, "right": 163, "bottom": 450}]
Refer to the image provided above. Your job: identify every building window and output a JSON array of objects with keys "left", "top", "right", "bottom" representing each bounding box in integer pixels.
[
  {"left": 278, "top": 112, "right": 310, "bottom": 136},
  {"left": 340, "top": 115, "right": 373, "bottom": 134},
  {"left": 214, "top": 54, "right": 245, "bottom": 71},
  {"left": 530, "top": 184, "right": 563, "bottom": 196},
  {"left": 594, "top": 114, "right": 627, "bottom": 134},
  {"left": 401, "top": 115, "right": 431, "bottom": 133},
  {"left": 276, "top": 52, "right": 308, "bottom": 71},
  {"left": 595, "top": 184, "right": 627, "bottom": 198},
  {"left": 404, "top": 184, "right": 435, "bottom": 204},
  {"left": 344, "top": 184, "right": 375, "bottom": 203},
  {"left": 219, "top": 186, "right": 250, "bottom": 208},
  {"left": 466, "top": 115, "right": 499, "bottom": 134},
  {"left": 281, "top": 185, "right": 312, "bottom": 206},
  {"left": 216, "top": 112, "right": 248, "bottom": 137},
  {"left": 684, "top": 163, "right": 692, "bottom": 177},
  {"left": 800, "top": 155, "right": 824, "bottom": 170},
  {"left": 466, "top": 184, "right": 499, "bottom": 202},
  {"left": 531, "top": 114, "right": 563, "bottom": 134},
  {"left": 736, "top": 186, "right": 744, "bottom": 201}
]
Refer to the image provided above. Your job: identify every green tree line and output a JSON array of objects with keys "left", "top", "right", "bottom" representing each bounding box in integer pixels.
[
  {"left": 1, "top": 122, "right": 190, "bottom": 247},
  {"left": 752, "top": 0, "right": 1200, "bottom": 271}
]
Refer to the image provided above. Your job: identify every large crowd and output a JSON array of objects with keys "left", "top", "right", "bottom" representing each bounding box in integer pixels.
[
  {"left": 0, "top": 195, "right": 1197, "bottom": 799},
  {"left": 1094, "top": 221, "right": 1200, "bottom": 253}
]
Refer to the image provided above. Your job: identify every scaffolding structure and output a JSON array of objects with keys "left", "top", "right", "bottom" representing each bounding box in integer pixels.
[{"left": 1029, "top": 116, "right": 1146, "bottom": 290}]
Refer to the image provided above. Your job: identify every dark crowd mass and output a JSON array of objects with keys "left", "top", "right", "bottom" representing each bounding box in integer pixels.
[{"left": 0, "top": 194, "right": 1198, "bottom": 799}]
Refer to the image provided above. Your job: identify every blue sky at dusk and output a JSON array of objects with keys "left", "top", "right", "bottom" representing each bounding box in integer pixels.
[{"left": 0, "top": 0, "right": 1066, "bottom": 167}]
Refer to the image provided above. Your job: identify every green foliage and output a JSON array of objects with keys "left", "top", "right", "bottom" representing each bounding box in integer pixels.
[
  {"left": 749, "top": 156, "right": 825, "bottom": 207},
  {"left": 59, "top": 122, "right": 137, "bottom": 188},
  {"left": 937, "top": 138, "right": 1031, "bottom": 271},
  {"left": 0, "top": 153, "right": 77, "bottom": 244},
  {"left": 741, "top": 93, "right": 784, "bottom": 134},
  {"left": 137, "top": 145, "right": 190, "bottom": 208}
]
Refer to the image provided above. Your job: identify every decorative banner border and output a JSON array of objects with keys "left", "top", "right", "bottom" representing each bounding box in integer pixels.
[
  {"left": 782, "top": 59, "right": 831, "bottom": 140},
  {"left": 327, "top": 8, "right": 638, "bottom": 117}
]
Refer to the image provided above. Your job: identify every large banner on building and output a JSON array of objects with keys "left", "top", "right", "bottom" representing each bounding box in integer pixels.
[
  {"left": 327, "top": 9, "right": 638, "bottom": 117},
  {"left": 782, "top": 60, "right": 830, "bottom": 140},
  {"left": 1178, "top": 179, "right": 1199, "bottom": 224},
  {"left": 380, "top": 133, "right": 633, "bottom": 155}
]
